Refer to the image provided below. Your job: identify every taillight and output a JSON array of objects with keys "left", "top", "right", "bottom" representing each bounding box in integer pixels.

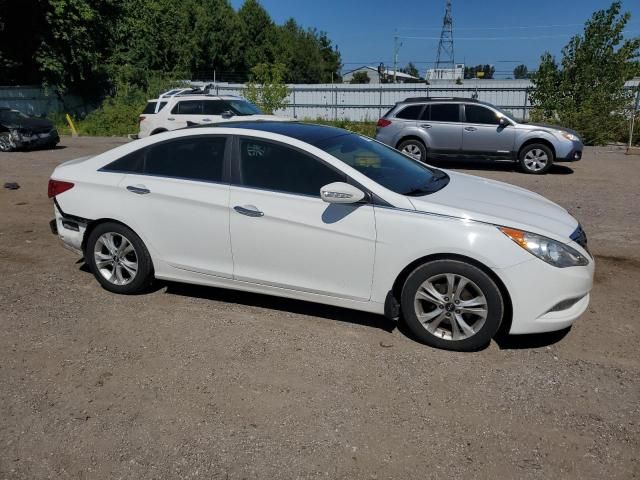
[
  {"left": 377, "top": 118, "right": 392, "bottom": 127},
  {"left": 139, "top": 115, "right": 146, "bottom": 125},
  {"left": 48, "top": 179, "right": 74, "bottom": 198}
]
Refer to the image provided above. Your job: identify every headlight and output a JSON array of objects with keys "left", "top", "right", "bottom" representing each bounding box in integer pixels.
[
  {"left": 499, "top": 227, "right": 588, "bottom": 268},
  {"left": 560, "top": 131, "right": 579, "bottom": 142}
]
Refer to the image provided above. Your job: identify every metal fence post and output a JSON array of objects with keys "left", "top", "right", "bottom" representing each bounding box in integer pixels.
[
  {"left": 292, "top": 87, "right": 296, "bottom": 119},
  {"left": 523, "top": 87, "right": 529, "bottom": 121},
  {"left": 334, "top": 85, "right": 338, "bottom": 121},
  {"left": 379, "top": 85, "right": 383, "bottom": 119}
]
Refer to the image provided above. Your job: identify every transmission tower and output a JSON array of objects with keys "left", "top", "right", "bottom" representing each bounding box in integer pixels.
[{"left": 435, "top": 0, "right": 454, "bottom": 70}]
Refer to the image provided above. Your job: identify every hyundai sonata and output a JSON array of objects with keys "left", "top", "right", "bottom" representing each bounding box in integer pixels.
[{"left": 48, "top": 122, "right": 594, "bottom": 351}]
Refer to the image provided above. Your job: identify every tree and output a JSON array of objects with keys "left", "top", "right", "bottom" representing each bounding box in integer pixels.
[
  {"left": 400, "top": 62, "right": 420, "bottom": 79},
  {"left": 464, "top": 64, "right": 495, "bottom": 79},
  {"left": 243, "top": 63, "right": 289, "bottom": 114},
  {"left": 530, "top": 1, "right": 640, "bottom": 144},
  {"left": 350, "top": 71, "right": 371, "bottom": 84},
  {"left": 513, "top": 64, "right": 529, "bottom": 79}
]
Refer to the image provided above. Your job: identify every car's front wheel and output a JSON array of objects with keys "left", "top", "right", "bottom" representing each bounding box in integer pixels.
[
  {"left": 398, "top": 138, "right": 427, "bottom": 162},
  {"left": 86, "top": 222, "right": 154, "bottom": 294},
  {"left": 519, "top": 143, "right": 553, "bottom": 174},
  {"left": 400, "top": 259, "right": 504, "bottom": 351}
]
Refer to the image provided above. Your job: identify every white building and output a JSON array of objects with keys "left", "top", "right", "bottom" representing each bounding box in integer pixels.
[
  {"left": 342, "top": 66, "right": 421, "bottom": 84},
  {"left": 426, "top": 64, "right": 465, "bottom": 81}
]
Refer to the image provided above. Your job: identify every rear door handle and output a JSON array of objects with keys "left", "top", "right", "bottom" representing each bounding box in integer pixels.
[
  {"left": 420, "top": 124, "right": 432, "bottom": 129},
  {"left": 126, "top": 185, "right": 150, "bottom": 195},
  {"left": 202, "top": 118, "right": 211, "bottom": 122},
  {"left": 167, "top": 117, "right": 175, "bottom": 121},
  {"left": 464, "top": 126, "right": 477, "bottom": 132},
  {"left": 234, "top": 205, "right": 264, "bottom": 217}
]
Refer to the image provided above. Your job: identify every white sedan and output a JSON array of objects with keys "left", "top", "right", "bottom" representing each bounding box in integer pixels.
[{"left": 48, "top": 122, "right": 594, "bottom": 351}]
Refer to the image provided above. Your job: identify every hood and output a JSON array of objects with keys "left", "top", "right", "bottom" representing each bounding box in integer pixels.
[
  {"left": 1, "top": 116, "right": 55, "bottom": 131},
  {"left": 518, "top": 121, "right": 581, "bottom": 137},
  {"left": 409, "top": 170, "right": 578, "bottom": 241}
]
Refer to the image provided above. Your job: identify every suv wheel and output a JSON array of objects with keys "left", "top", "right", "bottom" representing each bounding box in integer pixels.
[
  {"left": 519, "top": 143, "right": 553, "bottom": 174},
  {"left": 400, "top": 259, "right": 504, "bottom": 351},
  {"left": 398, "top": 139, "right": 427, "bottom": 162}
]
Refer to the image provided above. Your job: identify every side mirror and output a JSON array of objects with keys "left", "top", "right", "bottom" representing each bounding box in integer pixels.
[
  {"left": 320, "top": 182, "right": 366, "bottom": 204},
  {"left": 498, "top": 117, "right": 510, "bottom": 127},
  {"left": 221, "top": 110, "right": 234, "bottom": 119}
]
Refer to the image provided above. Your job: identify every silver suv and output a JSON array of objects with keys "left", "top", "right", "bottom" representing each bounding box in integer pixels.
[{"left": 374, "top": 97, "right": 583, "bottom": 174}]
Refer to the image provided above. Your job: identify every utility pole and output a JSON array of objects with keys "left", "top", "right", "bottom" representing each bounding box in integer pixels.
[
  {"left": 393, "top": 34, "right": 402, "bottom": 84},
  {"left": 435, "top": 0, "right": 454, "bottom": 74}
]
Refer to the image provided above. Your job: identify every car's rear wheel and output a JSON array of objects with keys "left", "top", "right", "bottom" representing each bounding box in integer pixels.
[
  {"left": 86, "top": 222, "right": 154, "bottom": 294},
  {"left": 519, "top": 143, "right": 553, "bottom": 174},
  {"left": 0, "top": 132, "right": 15, "bottom": 152},
  {"left": 400, "top": 259, "right": 503, "bottom": 351},
  {"left": 398, "top": 138, "right": 427, "bottom": 162}
]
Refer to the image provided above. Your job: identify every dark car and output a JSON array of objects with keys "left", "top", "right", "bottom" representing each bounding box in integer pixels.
[{"left": 0, "top": 108, "right": 60, "bottom": 152}]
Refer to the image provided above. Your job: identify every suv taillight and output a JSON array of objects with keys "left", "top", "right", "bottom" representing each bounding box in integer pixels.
[
  {"left": 377, "top": 118, "right": 392, "bottom": 127},
  {"left": 48, "top": 179, "right": 74, "bottom": 198},
  {"left": 139, "top": 115, "right": 145, "bottom": 125}
]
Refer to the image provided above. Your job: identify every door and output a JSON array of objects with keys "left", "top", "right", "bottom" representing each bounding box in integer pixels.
[
  {"left": 167, "top": 100, "right": 205, "bottom": 129},
  {"left": 462, "top": 104, "right": 515, "bottom": 157},
  {"left": 420, "top": 103, "right": 463, "bottom": 154},
  {"left": 229, "top": 136, "right": 377, "bottom": 300},
  {"left": 103, "top": 135, "right": 234, "bottom": 277}
]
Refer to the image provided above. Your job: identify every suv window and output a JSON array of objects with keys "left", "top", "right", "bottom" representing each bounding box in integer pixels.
[
  {"left": 238, "top": 138, "right": 344, "bottom": 197},
  {"left": 171, "top": 100, "right": 203, "bottom": 115},
  {"left": 395, "top": 105, "right": 423, "bottom": 120},
  {"left": 465, "top": 104, "right": 500, "bottom": 125},
  {"left": 426, "top": 103, "right": 460, "bottom": 122},
  {"left": 142, "top": 101, "right": 168, "bottom": 114},
  {"left": 102, "top": 136, "right": 226, "bottom": 183},
  {"left": 202, "top": 100, "right": 229, "bottom": 115}
]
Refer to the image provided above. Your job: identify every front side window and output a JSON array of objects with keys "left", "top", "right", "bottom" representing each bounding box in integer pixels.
[
  {"left": 395, "top": 105, "right": 423, "bottom": 120},
  {"left": 465, "top": 104, "right": 500, "bottom": 125},
  {"left": 427, "top": 103, "right": 460, "bottom": 122},
  {"left": 238, "top": 138, "right": 344, "bottom": 196},
  {"left": 172, "top": 101, "right": 203, "bottom": 115},
  {"left": 202, "top": 101, "right": 229, "bottom": 115},
  {"left": 317, "top": 134, "right": 448, "bottom": 196},
  {"left": 102, "top": 136, "right": 226, "bottom": 183},
  {"left": 228, "top": 100, "right": 262, "bottom": 116}
]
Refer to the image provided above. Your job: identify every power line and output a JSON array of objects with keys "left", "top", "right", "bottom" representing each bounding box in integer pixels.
[
  {"left": 397, "top": 20, "right": 639, "bottom": 31},
  {"left": 399, "top": 30, "right": 638, "bottom": 41}
]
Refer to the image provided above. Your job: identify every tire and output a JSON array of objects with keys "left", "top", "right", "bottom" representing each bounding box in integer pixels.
[
  {"left": 85, "top": 222, "right": 154, "bottom": 294},
  {"left": 400, "top": 259, "right": 504, "bottom": 351},
  {"left": 398, "top": 138, "right": 427, "bottom": 162},
  {"left": 519, "top": 143, "right": 553, "bottom": 174},
  {"left": 0, "top": 132, "right": 15, "bottom": 152}
]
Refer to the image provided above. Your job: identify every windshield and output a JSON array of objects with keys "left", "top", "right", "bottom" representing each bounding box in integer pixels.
[
  {"left": 228, "top": 100, "right": 262, "bottom": 116},
  {"left": 489, "top": 104, "right": 516, "bottom": 122},
  {"left": 317, "top": 134, "right": 449, "bottom": 196},
  {"left": 0, "top": 109, "right": 30, "bottom": 122}
]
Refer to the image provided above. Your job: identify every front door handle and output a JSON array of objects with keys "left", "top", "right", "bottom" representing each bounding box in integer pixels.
[
  {"left": 464, "top": 126, "right": 478, "bottom": 132},
  {"left": 202, "top": 118, "right": 211, "bottom": 122},
  {"left": 234, "top": 205, "right": 264, "bottom": 217},
  {"left": 126, "top": 185, "right": 150, "bottom": 195},
  {"left": 167, "top": 117, "right": 175, "bottom": 121},
  {"left": 420, "top": 124, "right": 432, "bottom": 129}
]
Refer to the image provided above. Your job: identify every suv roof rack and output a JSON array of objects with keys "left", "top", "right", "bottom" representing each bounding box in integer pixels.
[{"left": 401, "top": 96, "right": 479, "bottom": 103}]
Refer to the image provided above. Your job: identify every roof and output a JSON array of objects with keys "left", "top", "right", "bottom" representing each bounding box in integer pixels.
[
  {"left": 189, "top": 121, "right": 352, "bottom": 145},
  {"left": 149, "top": 95, "right": 241, "bottom": 102},
  {"left": 343, "top": 66, "right": 421, "bottom": 80}
]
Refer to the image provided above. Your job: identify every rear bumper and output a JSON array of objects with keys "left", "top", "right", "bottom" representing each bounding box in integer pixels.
[{"left": 51, "top": 203, "right": 87, "bottom": 255}]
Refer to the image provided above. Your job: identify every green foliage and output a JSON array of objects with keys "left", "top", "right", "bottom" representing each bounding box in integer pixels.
[
  {"left": 243, "top": 63, "right": 289, "bottom": 114},
  {"left": 530, "top": 1, "right": 640, "bottom": 145},
  {"left": 310, "top": 119, "right": 376, "bottom": 138},
  {"left": 350, "top": 72, "right": 371, "bottom": 84},
  {"left": 464, "top": 65, "right": 495, "bottom": 79},
  {"left": 455, "top": 77, "right": 463, "bottom": 85},
  {"left": 513, "top": 64, "right": 529, "bottom": 79},
  {"left": 400, "top": 62, "right": 420, "bottom": 79}
]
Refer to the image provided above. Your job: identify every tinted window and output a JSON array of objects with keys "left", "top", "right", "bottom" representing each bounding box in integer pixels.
[
  {"left": 395, "top": 105, "right": 423, "bottom": 120},
  {"left": 428, "top": 103, "right": 460, "bottom": 122},
  {"left": 202, "top": 100, "right": 229, "bottom": 115},
  {"left": 102, "top": 137, "right": 226, "bottom": 183},
  {"left": 465, "top": 104, "right": 500, "bottom": 125},
  {"left": 172, "top": 101, "right": 203, "bottom": 115},
  {"left": 142, "top": 101, "right": 167, "bottom": 114},
  {"left": 238, "top": 138, "right": 344, "bottom": 196},
  {"left": 228, "top": 100, "right": 261, "bottom": 115},
  {"left": 317, "top": 134, "right": 448, "bottom": 196}
]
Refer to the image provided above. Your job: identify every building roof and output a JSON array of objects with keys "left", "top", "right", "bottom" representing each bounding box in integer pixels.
[{"left": 343, "top": 66, "right": 421, "bottom": 80}]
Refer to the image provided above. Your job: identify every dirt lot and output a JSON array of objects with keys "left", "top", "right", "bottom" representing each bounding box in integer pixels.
[{"left": 0, "top": 137, "right": 639, "bottom": 479}]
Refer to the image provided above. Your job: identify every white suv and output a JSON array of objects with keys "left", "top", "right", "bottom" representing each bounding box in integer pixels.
[{"left": 137, "top": 88, "right": 283, "bottom": 138}]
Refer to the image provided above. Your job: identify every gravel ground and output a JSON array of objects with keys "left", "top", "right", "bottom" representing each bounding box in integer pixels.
[{"left": 0, "top": 137, "right": 639, "bottom": 479}]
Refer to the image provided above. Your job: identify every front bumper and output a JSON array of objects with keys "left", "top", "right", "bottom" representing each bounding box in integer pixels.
[
  {"left": 495, "top": 252, "right": 594, "bottom": 335},
  {"left": 555, "top": 140, "right": 583, "bottom": 162},
  {"left": 13, "top": 130, "right": 60, "bottom": 149}
]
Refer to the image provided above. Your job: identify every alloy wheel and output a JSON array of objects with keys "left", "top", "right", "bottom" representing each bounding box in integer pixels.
[
  {"left": 0, "top": 133, "right": 13, "bottom": 152},
  {"left": 523, "top": 148, "right": 549, "bottom": 172},
  {"left": 413, "top": 273, "right": 488, "bottom": 341},
  {"left": 401, "top": 144, "right": 422, "bottom": 160},
  {"left": 93, "top": 232, "right": 138, "bottom": 286}
]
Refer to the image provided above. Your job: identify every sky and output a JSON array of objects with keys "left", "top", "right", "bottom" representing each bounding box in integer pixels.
[{"left": 229, "top": 0, "right": 640, "bottom": 77}]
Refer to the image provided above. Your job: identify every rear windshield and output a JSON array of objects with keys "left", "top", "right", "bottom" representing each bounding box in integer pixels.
[{"left": 142, "top": 101, "right": 167, "bottom": 114}]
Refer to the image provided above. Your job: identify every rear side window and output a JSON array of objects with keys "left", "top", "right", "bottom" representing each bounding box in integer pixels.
[
  {"left": 142, "top": 101, "right": 167, "bottom": 114},
  {"left": 101, "top": 136, "right": 226, "bottom": 183},
  {"left": 171, "top": 101, "right": 203, "bottom": 115},
  {"left": 395, "top": 105, "right": 423, "bottom": 120},
  {"left": 202, "top": 101, "right": 229, "bottom": 115},
  {"left": 427, "top": 103, "right": 460, "bottom": 122},
  {"left": 465, "top": 104, "right": 500, "bottom": 125},
  {"left": 238, "top": 138, "right": 344, "bottom": 197}
]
